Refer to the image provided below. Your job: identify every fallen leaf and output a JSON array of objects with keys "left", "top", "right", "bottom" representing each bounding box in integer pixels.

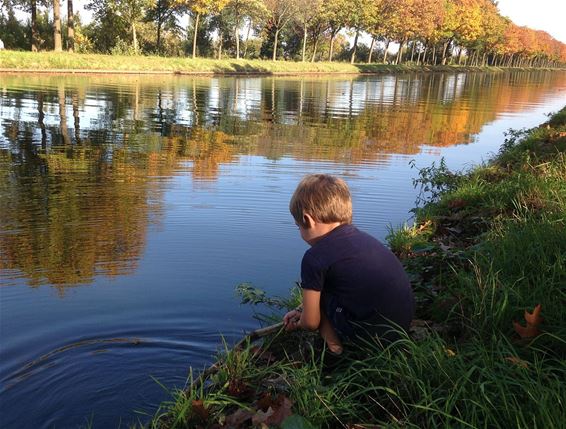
[
  {"left": 524, "top": 304, "right": 543, "bottom": 326},
  {"left": 253, "top": 394, "right": 294, "bottom": 426},
  {"left": 505, "top": 356, "right": 529, "bottom": 369},
  {"left": 252, "top": 407, "right": 274, "bottom": 426},
  {"left": 227, "top": 378, "right": 254, "bottom": 399},
  {"left": 192, "top": 400, "right": 209, "bottom": 420},
  {"left": 225, "top": 408, "right": 254, "bottom": 427},
  {"left": 444, "top": 347, "right": 456, "bottom": 357},
  {"left": 512, "top": 321, "right": 541, "bottom": 339},
  {"left": 256, "top": 392, "right": 273, "bottom": 412},
  {"left": 268, "top": 395, "right": 294, "bottom": 425},
  {"left": 513, "top": 304, "right": 543, "bottom": 339}
]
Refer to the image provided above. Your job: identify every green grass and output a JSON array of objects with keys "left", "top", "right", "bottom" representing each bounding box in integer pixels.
[
  {"left": 0, "top": 50, "right": 523, "bottom": 75},
  {"left": 147, "top": 107, "right": 566, "bottom": 428}
]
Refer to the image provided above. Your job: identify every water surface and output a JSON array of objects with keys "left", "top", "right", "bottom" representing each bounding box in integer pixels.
[{"left": 1, "top": 71, "right": 565, "bottom": 428}]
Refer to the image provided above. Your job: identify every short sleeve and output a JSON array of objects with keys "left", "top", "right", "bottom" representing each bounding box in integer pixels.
[{"left": 300, "top": 251, "right": 325, "bottom": 291}]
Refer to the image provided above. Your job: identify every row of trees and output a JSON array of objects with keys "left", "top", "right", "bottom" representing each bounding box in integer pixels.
[{"left": 1, "top": 0, "right": 565, "bottom": 66}]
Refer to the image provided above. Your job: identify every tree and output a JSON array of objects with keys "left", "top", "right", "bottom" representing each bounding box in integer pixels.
[
  {"left": 222, "top": 0, "right": 267, "bottom": 59},
  {"left": 294, "top": 0, "right": 321, "bottom": 62},
  {"left": 53, "top": 0, "right": 61, "bottom": 50},
  {"left": 146, "top": 0, "right": 180, "bottom": 53},
  {"left": 175, "top": 0, "right": 229, "bottom": 58},
  {"left": 67, "top": 0, "right": 74, "bottom": 51},
  {"left": 345, "top": 0, "right": 374, "bottom": 64},
  {"left": 110, "top": 0, "right": 154, "bottom": 54},
  {"left": 319, "top": 0, "right": 348, "bottom": 62},
  {"left": 85, "top": 0, "right": 130, "bottom": 52},
  {"left": 263, "top": 0, "right": 295, "bottom": 61},
  {"left": 13, "top": 0, "right": 48, "bottom": 51}
]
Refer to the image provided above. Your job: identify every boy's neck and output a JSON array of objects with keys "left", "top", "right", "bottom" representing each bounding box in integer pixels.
[{"left": 307, "top": 221, "right": 345, "bottom": 245}]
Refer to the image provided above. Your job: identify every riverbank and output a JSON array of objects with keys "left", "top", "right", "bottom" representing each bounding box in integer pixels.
[
  {"left": 147, "top": 106, "right": 566, "bottom": 428},
  {"left": 2, "top": 51, "right": 562, "bottom": 76}
]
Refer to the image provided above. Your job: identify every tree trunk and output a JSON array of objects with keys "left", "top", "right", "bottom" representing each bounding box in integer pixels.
[
  {"left": 457, "top": 47, "right": 463, "bottom": 65},
  {"left": 441, "top": 40, "right": 450, "bottom": 65},
  {"left": 311, "top": 37, "right": 318, "bottom": 62},
  {"left": 53, "top": 0, "right": 62, "bottom": 51},
  {"left": 350, "top": 29, "right": 359, "bottom": 64},
  {"left": 432, "top": 45, "right": 436, "bottom": 65},
  {"left": 382, "top": 39, "right": 390, "bottom": 63},
  {"left": 329, "top": 32, "right": 335, "bottom": 62},
  {"left": 67, "top": 0, "right": 74, "bottom": 52},
  {"left": 301, "top": 23, "right": 307, "bottom": 62},
  {"left": 192, "top": 12, "right": 200, "bottom": 58},
  {"left": 416, "top": 47, "right": 422, "bottom": 65},
  {"left": 243, "top": 20, "right": 252, "bottom": 58},
  {"left": 396, "top": 39, "right": 406, "bottom": 64},
  {"left": 367, "top": 36, "right": 375, "bottom": 63},
  {"left": 272, "top": 27, "right": 279, "bottom": 61},
  {"left": 157, "top": 20, "right": 162, "bottom": 53},
  {"left": 218, "top": 35, "right": 223, "bottom": 59},
  {"left": 410, "top": 41, "right": 415, "bottom": 62},
  {"left": 31, "top": 0, "right": 38, "bottom": 51},
  {"left": 235, "top": 23, "right": 240, "bottom": 59},
  {"left": 132, "top": 22, "right": 138, "bottom": 54}
]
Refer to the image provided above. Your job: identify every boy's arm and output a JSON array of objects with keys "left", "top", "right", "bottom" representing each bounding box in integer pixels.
[
  {"left": 300, "top": 289, "right": 321, "bottom": 330},
  {"left": 283, "top": 289, "right": 321, "bottom": 331}
]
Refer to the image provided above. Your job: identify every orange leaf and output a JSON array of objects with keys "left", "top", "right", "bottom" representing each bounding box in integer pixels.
[
  {"left": 513, "top": 304, "right": 543, "bottom": 339},
  {"left": 191, "top": 400, "right": 209, "bottom": 420},
  {"left": 524, "top": 304, "right": 543, "bottom": 326},
  {"left": 513, "top": 321, "right": 541, "bottom": 339}
]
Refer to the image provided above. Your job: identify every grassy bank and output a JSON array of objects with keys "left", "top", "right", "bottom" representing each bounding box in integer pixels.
[
  {"left": 146, "top": 108, "right": 566, "bottom": 428},
  {"left": 0, "top": 51, "right": 539, "bottom": 75}
]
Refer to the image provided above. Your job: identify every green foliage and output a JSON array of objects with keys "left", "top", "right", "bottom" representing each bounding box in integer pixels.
[
  {"left": 110, "top": 37, "right": 138, "bottom": 55},
  {"left": 236, "top": 282, "right": 301, "bottom": 323},
  {"left": 0, "top": 6, "right": 28, "bottom": 50},
  {"left": 410, "top": 157, "right": 462, "bottom": 209},
  {"left": 386, "top": 222, "right": 435, "bottom": 257}
]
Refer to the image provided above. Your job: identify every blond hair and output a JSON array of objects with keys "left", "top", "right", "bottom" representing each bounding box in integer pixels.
[{"left": 290, "top": 174, "right": 352, "bottom": 227}]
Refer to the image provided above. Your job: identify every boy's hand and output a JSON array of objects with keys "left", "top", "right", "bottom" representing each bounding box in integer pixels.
[{"left": 283, "top": 309, "right": 302, "bottom": 331}]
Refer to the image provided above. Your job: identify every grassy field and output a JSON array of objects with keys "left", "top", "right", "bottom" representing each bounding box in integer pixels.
[
  {"left": 0, "top": 51, "right": 521, "bottom": 75},
  {"left": 141, "top": 107, "right": 566, "bottom": 428}
]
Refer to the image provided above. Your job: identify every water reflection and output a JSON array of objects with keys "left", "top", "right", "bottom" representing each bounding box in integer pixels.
[{"left": 1, "top": 72, "right": 565, "bottom": 290}]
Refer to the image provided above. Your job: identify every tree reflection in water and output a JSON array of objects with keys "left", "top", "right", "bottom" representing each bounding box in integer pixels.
[{"left": 1, "top": 71, "right": 564, "bottom": 289}]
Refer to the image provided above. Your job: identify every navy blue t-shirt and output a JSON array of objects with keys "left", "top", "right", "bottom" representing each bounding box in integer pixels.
[{"left": 301, "top": 224, "right": 414, "bottom": 332}]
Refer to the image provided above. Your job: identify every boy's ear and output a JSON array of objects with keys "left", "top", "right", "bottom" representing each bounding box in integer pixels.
[{"left": 303, "top": 213, "right": 315, "bottom": 228}]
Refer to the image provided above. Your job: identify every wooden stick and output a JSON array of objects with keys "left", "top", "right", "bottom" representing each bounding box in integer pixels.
[{"left": 186, "top": 321, "right": 285, "bottom": 393}]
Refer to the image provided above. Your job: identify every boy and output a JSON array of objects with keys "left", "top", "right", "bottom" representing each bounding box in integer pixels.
[{"left": 283, "top": 174, "right": 414, "bottom": 355}]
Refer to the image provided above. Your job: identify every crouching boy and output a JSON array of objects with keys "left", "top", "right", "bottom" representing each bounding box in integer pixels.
[{"left": 283, "top": 174, "right": 414, "bottom": 355}]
